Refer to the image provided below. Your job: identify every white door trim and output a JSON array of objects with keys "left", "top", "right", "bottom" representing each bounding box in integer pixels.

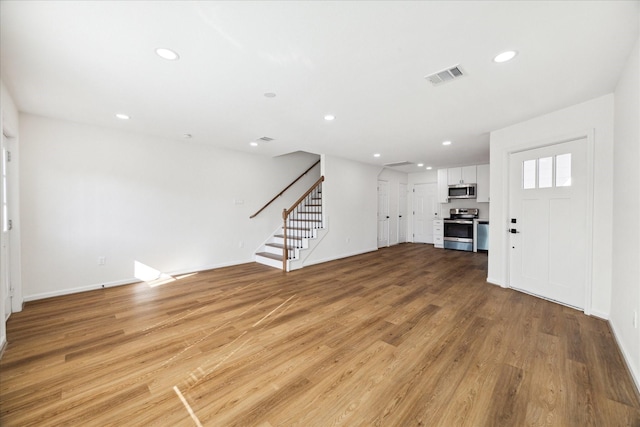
[{"left": 501, "top": 129, "right": 594, "bottom": 315}]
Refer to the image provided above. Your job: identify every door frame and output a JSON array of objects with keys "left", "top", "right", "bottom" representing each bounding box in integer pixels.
[
  {"left": 0, "top": 131, "right": 21, "bottom": 316},
  {"left": 501, "top": 129, "right": 595, "bottom": 314}
]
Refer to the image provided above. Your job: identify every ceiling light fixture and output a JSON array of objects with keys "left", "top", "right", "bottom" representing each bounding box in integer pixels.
[
  {"left": 417, "top": 163, "right": 424, "bottom": 167},
  {"left": 183, "top": 134, "right": 192, "bottom": 139},
  {"left": 115, "top": 113, "right": 130, "bottom": 120},
  {"left": 249, "top": 141, "right": 259, "bottom": 147},
  {"left": 155, "top": 48, "right": 180, "bottom": 61},
  {"left": 494, "top": 50, "right": 517, "bottom": 63},
  {"left": 426, "top": 166, "right": 433, "bottom": 170},
  {"left": 324, "top": 114, "right": 335, "bottom": 121},
  {"left": 264, "top": 92, "right": 276, "bottom": 98},
  {"left": 442, "top": 140, "right": 452, "bottom": 146},
  {"left": 373, "top": 153, "right": 381, "bottom": 158}
]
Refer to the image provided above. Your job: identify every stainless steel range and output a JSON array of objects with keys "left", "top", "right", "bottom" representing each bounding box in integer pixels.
[{"left": 443, "top": 208, "right": 478, "bottom": 252}]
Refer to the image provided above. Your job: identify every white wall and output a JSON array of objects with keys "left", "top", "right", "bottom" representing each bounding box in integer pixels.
[
  {"left": 611, "top": 36, "right": 640, "bottom": 390},
  {"left": 303, "top": 154, "right": 379, "bottom": 265},
  {"left": 19, "top": 114, "right": 319, "bottom": 300},
  {"left": 488, "top": 94, "right": 614, "bottom": 318},
  {"left": 378, "top": 168, "right": 408, "bottom": 245}
]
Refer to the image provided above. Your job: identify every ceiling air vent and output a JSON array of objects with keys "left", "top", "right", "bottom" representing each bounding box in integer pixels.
[
  {"left": 384, "top": 161, "right": 413, "bottom": 167},
  {"left": 425, "top": 65, "right": 465, "bottom": 86},
  {"left": 258, "top": 136, "right": 274, "bottom": 142}
]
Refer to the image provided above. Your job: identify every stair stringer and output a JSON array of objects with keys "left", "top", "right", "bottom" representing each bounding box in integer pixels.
[{"left": 287, "top": 226, "right": 329, "bottom": 271}]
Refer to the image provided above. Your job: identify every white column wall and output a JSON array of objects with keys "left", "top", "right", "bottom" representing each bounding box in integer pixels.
[
  {"left": 303, "top": 154, "right": 379, "bottom": 266},
  {"left": 19, "top": 114, "right": 319, "bottom": 300},
  {"left": 612, "top": 36, "right": 640, "bottom": 391}
]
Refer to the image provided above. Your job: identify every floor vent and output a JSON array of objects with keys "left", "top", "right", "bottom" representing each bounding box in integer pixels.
[{"left": 425, "top": 65, "right": 465, "bottom": 86}]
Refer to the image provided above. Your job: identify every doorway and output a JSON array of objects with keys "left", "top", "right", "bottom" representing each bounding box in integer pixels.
[
  {"left": 508, "top": 137, "right": 589, "bottom": 309},
  {"left": 412, "top": 183, "right": 438, "bottom": 243}
]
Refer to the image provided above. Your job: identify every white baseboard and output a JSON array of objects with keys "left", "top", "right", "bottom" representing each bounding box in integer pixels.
[
  {"left": 608, "top": 319, "right": 640, "bottom": 397},
  {"left": 589, "top": 309, "right": 609, "bottom": 320},
  {"left": 303, "top": 247, "right": 379, "bottom": 267},
  {"left": 486, "top": 276, "right": 503, "bottom": 287},
  {"left": 24, "top": 277, "right": 140, "bottom": 302},
  {"left": 23, "top": 258, "right": 255, "bottom": 302}
]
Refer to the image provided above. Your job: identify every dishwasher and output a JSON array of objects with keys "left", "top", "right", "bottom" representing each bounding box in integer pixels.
[{"left": 476, "top": 220, "right": 489, "bottom": 251}]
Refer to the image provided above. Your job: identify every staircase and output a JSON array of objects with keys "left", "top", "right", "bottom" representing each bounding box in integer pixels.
[{"left": 255, "top": 178, "right": 325, "bottom": 271}]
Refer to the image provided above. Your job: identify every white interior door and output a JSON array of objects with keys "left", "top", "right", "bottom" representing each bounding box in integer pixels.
[
  {"left": 377, "top": 180, "right": 389, "bottom": 248},
  {"left": 398, "top": 183, "right": 407, "bottom": 243},
  {"left": 1, "top": 135, "right": 11, "bottom": 320},
  {"left": 413, "top": 183, "right": 438, "bottom": 243},
  {"left": 509, "top": 138, "right": 588, "bottom": 309}
]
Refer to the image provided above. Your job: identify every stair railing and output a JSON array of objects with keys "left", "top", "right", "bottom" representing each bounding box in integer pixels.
[
  {"left": 282, "top": 176, "right": 324, "bottom": 271},
  {"left": 249, "top": 159, "right": 320, "bottom": 219}
]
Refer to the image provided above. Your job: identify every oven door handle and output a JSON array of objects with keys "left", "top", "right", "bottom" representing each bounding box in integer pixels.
[{"left": 445, "top": 220, "right": 474, "bottom": 224}]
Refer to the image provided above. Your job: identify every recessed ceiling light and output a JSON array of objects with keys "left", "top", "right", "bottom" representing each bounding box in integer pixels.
[
  {"left": 155, "top": 48, "right": 180, "bottom": 61},
  {"left": 373, "top": 153, "right": 381, "bottom": 158},
  {"left": 264, "top": 92, "right": 277, "bottom": 98},
  {"left": 249, "top": 141, "right": 259, "bottom": 147},
  {"left": 426, "top": 166, "right": 433, "bottom": 170},
  {"left": 183, "top": 134, "right": 192, "bottom": 139},
  {"left": 115, "top": 113, "right": 130, "bottom": 120},
  {"left": 324, "top": 114, "right": 336, "bottom": 121},
  {"left": 494, "top": 50, "right": 517, "bottom": 63},
  {"left": 442, "top": 140, "right": 452, "bottom": 146},
  {"left": 417, "top": 163, "right": 424, "bottom": 167}
]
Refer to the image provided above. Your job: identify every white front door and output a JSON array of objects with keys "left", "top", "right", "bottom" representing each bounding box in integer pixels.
[
  {"left": 377, "top": 180, "right": 389, "bottom": 248},
  {"left": 509, "top": 138, "right": 588, "bottom": 309},
  {"left": 398, "top": 183, "right": 407, "bottom": 243},
  {"left": 413, "top": 183, "right": 438, "bottom": 243},
  {"left": 1, "top": 135, "right": 11, "bottom": 320}
]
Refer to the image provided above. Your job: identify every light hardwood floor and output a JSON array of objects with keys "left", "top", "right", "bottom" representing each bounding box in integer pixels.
[{"left": 1, "top": 244, "right": 638, "bottom": 426}]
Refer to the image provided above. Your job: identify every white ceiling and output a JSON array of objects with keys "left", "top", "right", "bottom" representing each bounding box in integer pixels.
[{"left": 1, "top": 1, "right": 638, "bottom": 172}]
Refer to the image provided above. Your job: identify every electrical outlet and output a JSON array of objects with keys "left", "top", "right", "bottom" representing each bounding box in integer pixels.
[{"left": 98, "top": 256, "right": 106, "bottom": 266}]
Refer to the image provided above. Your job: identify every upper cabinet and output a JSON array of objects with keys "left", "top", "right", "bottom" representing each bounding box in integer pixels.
[
  {"left": 438, "top": 164, "right": 490, "bottom": 203},
  {"left": 476, "top": 164, "right": 490, "bottom": 203},
  {"left": 447, "top": 165, "right": 477, "bottom": 185}
]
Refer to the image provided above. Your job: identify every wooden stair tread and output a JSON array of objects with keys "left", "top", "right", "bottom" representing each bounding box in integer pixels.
[
  {"left": 256, "top": 252, "right": 282, "bottom": 261},
  {"left": 274, "top": 234, "right": 303, "bottom": 240},
  {"left": 266, "top": 242, "right": 298, "bottom": 250}
]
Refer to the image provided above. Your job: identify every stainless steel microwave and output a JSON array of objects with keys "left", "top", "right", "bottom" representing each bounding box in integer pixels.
[{"left": 448, "top": 184, "right": 476, "bottom": 199}]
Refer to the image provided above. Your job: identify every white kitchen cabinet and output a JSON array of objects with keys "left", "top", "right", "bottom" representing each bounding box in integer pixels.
[
  {"left": 476, "top": 164, "right": 490, "bottom": 203},
  {"left": 433, "top": 219, "right": 444, "bottom": 248},
  {"left": 437, "top": 169, "right": 449, "bottom": 203},
  {"left": 447, "top": 165, "right": 477, "bottom": 185}
]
